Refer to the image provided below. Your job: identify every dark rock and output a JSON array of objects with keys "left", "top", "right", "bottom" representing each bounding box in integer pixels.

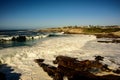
[
  {"left": 0, "top": 72, "right": 6, "bottom": 80},
  {"left": 34, "top": 59, "right": 44, "bottom": 63},
  {"left": 53, "top": 72, "right": 63, "bottom": 80},
  {"left": 97, "top": 39, "right": 120, "bottom": 43},
  {"left": 16, "top": 36, "right": 26, "bottom": 42},
  {"left": 11, "top": 37, "right": 16, "bottom": 41},
  {"left": 95, "top": 33, "right": 120, "bottom": 38},
  {"left": 112, "top": 39, "right": 120, "bottom": 43},
  {"left": 0, "top": 64, "right": 21, "bottom": 80},
  {"left": 100, "top": 74, "right": 120, "bottom": 80},
  {"left": 53, "top": 56, "right": 106, "bottom": 72},
  {"left": 95, "top": 56, "right": 104, "bottom": 61},
  {"left": 35, "top": 59, "right": 57, "bottom": 77},
  {"left": 53, "top": 55, "right": 77, "bottom": 64},
  {"left": 35, "top": 55, "right": 120, "bottom": 80},
  {"left": 113, "top": 69, "right": 120, "bottom": 74},
  {"left": 57, "top": 65, "right": 99, "bottom": 80},
  {"left": 12, "top": 36, "right": 26, "bottom": 42}
]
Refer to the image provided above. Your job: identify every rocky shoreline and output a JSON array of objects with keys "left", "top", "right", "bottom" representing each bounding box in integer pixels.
[
  {"left": 35, "top": 55, "right": 120, "bottom": 80},
  {"left": 0, "top": 34, "right": 120, "bottom": 80}
]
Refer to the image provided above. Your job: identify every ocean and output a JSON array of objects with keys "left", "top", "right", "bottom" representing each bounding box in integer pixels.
[
  {"left": 0, "top": 30, "right": 48, "bottom": 49},
  {"left": 0, "top": 32, "right": 120, "bottom": 80}
]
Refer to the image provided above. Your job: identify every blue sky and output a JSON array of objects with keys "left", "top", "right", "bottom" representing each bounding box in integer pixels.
[{"left": 0, "top": 0, "right": 120, "bottom": 29}]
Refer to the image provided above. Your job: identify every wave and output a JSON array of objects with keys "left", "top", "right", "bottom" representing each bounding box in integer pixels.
[{"left": 0, "top": 34, "right": 120, "bottom": 80}]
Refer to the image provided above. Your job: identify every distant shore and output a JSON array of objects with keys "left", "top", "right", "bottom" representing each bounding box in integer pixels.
[{"left": 38, "top": 26, "right": 120, "bottom": 38}]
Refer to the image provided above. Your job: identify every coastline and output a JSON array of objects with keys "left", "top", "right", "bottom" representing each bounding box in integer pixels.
[
  {"left": 0, "top": 34, "right": 120, "bottom": 80},
  {"left": 38, "top": 27, "right": 120, "bottom": 38}
]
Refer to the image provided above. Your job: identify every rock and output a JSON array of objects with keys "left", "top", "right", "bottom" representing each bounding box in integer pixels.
[
  {"left": 100, "top": 74, "right": 120, "bottom": 80},
  {"left": 113, "top": 69, "right": 120, "bottom": 74},
  {"left": 53, "top": 56, "right": 108, "bottom": 72},
  {"left": 57, "top": 65, "right": 99, "bottom": 80},
  {"left": 35, "top": 55, "right": 120, "bottom": 80},
  {"left": 35, "top": 59, "right": 57, "bottom": 77},
  {"left": 0, "top": 72, "right": 6, "bottom": 80},
  {"left": 95, "top": 33, "right": 120, "bottom": 38},
  {"left": 12, "top": 36, "right": 26, "bottom": 42},
  {"left": 11, "top": 37, "right": 16, "bottom": 41},
  {"left": 34, "top": 59, "right": 44, "bottom": 63},
  {"left": 95, "top": 56, "right": 104, "bottom": 61},
  {"left": 53, "top": 72, "right": 63, "bottom": 80}
]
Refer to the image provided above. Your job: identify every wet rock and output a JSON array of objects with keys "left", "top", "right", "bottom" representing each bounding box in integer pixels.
[
  {"left": 35, "top": 56, "right": 120, "bottom": 80},
  {"left": 53, "top": 56, "right": 108, "bottom": 72},
  {"left": 112, "top": 39, "right": 120, "bottom": 43},
  {"left": 53, "top": 72, "right": 63, "bottom": 80},
  {"left": 95, "top": 33, "right": 120, "bottom": 38},
  {"left": 0, "top": 72, "right": 6, "bottom": 80},
  {"left": 97, "top": 39, "right": 120, "bottom": 43},
  {"left": 12, "top": 36, "right": 26, "bottom": 42},
  {"left": 35, "top": 59, "right": 57, "bottom": 77},
  {"left": 11, "top": 37, "right": 16, "bottom": 41},
  {"left": 113, "top": 69, "right": 120, "bottom": 74},
  {"left": 34, "top": 59, "right": 44, "bottom": 63},
  {"left": 100, "top": 74, "right": 120, "bottom": 80},
  {"left": 95, "top": 56, "right": 104, "bottom": 61}
]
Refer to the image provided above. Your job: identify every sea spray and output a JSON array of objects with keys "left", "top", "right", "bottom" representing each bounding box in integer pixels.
[{"left": 0, "top": 34, "right": 120, "bottom": 80}]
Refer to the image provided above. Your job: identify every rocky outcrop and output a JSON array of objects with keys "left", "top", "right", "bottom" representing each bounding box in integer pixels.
[
  {"left": 95, "top": 33, "right": 120, "bottom": 38},
  {"left": 0, "top": 72, "right": 6, "bottom": 80},
  {"left": 0, "top": 64, "right": 21, "bottom": 80},
  {"left": 35, "top": 56, "right": 120, "bottom": 80},
  {"left": 12, "top": 36, "right": 26, "bottom": 42},
  {"left": 97, "top": 39, "right": 120, "bottom": 43}
]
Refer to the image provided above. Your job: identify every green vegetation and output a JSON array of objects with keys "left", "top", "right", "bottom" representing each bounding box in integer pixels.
[
  {"left": 39, "top": 25, "right": 120, "bottom": 37},
  {"left": 83, "top": 27, "right": 120, "bottom": 33}
]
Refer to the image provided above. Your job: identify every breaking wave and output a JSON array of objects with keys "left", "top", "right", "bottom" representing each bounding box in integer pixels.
[{"left": 0, "top": 34, "right": 120, "bottom": 80}]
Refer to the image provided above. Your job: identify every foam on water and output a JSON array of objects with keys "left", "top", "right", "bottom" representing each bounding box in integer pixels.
[{"left": 0, "top": 34, "right": 120, "bottom": 80}]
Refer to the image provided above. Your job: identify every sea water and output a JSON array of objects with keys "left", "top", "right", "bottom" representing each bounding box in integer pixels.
[
  {"left": 0, "top": 33, "right": 120, "bottom": 80},
  {"left": 0, "top": 30, "right": 48, "bottom": 49}
]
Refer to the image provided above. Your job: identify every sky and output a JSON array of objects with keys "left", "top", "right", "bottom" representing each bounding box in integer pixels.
[{"left": 0, "top": 0, "right": 120, "bottom": 30}]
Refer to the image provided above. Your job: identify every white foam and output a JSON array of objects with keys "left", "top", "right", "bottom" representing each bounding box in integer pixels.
[{"left": 0, "top": 34, "right": 120, "bottom": 80}]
